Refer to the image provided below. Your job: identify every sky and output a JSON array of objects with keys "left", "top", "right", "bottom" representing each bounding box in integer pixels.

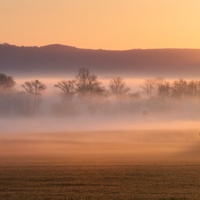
[{"left": 1, "top": 0, "right": 200, "bottom": 50}]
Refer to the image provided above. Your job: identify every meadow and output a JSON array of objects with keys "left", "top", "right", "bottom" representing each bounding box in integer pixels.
[
  {"left": 1, "top": 164, "right": 200, "bottom": 200},
  {"left": 1, "top": 129, "right": 200, "bottom": 200}
]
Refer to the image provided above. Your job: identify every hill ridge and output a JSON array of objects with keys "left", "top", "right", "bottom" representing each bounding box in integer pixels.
[{"left": 0, "top": 44, "right": 200, "bottom": 78}]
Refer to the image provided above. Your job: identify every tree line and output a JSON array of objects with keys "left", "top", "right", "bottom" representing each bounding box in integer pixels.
[
  {"left": 0, "top": 68, "right": 200, "bottom": 116},
  {"left": 140, "top": 77, "right": 200, "bottom": 99}
]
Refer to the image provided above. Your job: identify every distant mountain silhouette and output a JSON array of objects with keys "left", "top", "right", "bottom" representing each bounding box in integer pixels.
[{"left": 0, "top": 43, "right": 200, "bottom": 78}]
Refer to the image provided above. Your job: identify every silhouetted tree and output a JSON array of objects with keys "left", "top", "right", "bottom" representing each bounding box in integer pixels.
[
  {"left": 75, "top": 68, "right": 105, "bottom": 112},
  {"left": 109, "top": 76, "right": 130, "bottom": 98},
  {"left": 75, "top": 68, "right": 105, "bottom": 97},
  {"left": 186, "top": 80, "right": 199, "bottom": 98},
  {"left": 22, "top": 80, "right": 46, "bottom": 96},
  {"left": 54, "top": 80, "right": 77, "bottom": 115},
  {"left": 0, "top": 73, "right": 16, "bottom": 115},
  {"left": 140, "top": 79, "right": 155, "bottom": 98},
  {"left": 157, "top": 81, "right": 171, "bottom": 98},
  {"left": 0, "top": 73, "right": 15, "bottom": 93},
  {"left": 108, "top": 76, "right": 131, "bottom": 113},
  {"left": 171, "top": 79, "right": 187, "bottom": 98},
  {"left": 154, "top": 78, "right": 171, "bottom": 98},
  {"left": 21, "top": 80, "right": 47, "bottom": 113},
  {"left": 55, "top": 80, "right": 76, "bottom": 99}
]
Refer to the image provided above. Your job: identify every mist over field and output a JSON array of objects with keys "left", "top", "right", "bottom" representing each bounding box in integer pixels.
[
  {"left": 1, "top": 68, "right": 200, "bottom": 165},
  {"left": 1, "top": 93, "right": 200, "bottom": 133}
]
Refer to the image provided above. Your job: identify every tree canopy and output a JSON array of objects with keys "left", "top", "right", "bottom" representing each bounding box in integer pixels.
[
  {"left": 109, "top": 76, "right": 130, "bottom": 98},
  {"left": 22, "top": 80, "right": 47, "bottom": 96},
  {"left": 75, "top": 68, "right": 105, "bottom": 96},
  {"left": 0, "top": 73, "right": 15, "bottom": 92},
  {"left": 55, "top": 80, "right": 76, "bottom": 98}
]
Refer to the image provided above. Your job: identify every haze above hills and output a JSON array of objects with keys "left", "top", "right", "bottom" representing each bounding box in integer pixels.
[{"left": 0, "top": 43, "right": 200, "bottom": 78}]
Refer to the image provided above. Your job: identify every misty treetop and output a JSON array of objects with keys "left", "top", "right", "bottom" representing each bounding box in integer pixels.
[
  {"left": 75, "top": 68, "right": 106, "bottom": 97},
  {"left": 109, "top": 76, "right": 130, "bottom": 98},
  {"left": 140, "top": 77, "right": 200, "bottom": 99},
  {"left": 55, "top": 80, "right": 76, "bottom": 98},
  {"left": 1, "top": 69, "right": 200, "bottom": 116},
  {"left": 0, "top": 73, "right": 15, "bottom": 93},
  {"left": 22, "top": 80, "right": 47, "bottom": 96}
]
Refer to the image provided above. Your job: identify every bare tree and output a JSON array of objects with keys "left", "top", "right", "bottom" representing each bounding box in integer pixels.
[
  {"left": 75, "top": 68, "right": 105, "bottom": 97},
  {"left": 157, "top": 81, "right": 171, "bottom": 98},
  {"left": 186, "top": 80, "right": 198, "bottom": 98},
  {"left": 21, "top": 80, "right": 47, "bottom": 113},
  {"left": 140, "top": 79, "right": 155, "bottom": 98},
  {"left": 154, "top": 77, "right": 165, "bottom": 90},
  {"left": 171, "top": 79, "right": 187, "bottom": 98},
  {"left": 22, "top": 80, "right": 47, "bottom": 96},
  {"left": 154, "top": 77, "right": 171, "bottom": 98},
  {"left": 0, "top": 73, "right": 15, "bottom": 93},
  {"left": 53, "top": 80, "right": 77, "bottom": 115},
  {"left": 75, "top": 68, "right": 105, "bottom": 113},
  {"left": 55, "top": 80, "right": 76, "bottom": 98},
  {"left": 109, "top": 76, "right": 130, "bottom": 98},
  {"left": 0, "top": 73, "right": 16, "bottom": 115}
]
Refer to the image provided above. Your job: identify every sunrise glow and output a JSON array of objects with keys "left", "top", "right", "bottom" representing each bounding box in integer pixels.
[{"left": 1, "top": 0, "right": 200, "bottom": 49}]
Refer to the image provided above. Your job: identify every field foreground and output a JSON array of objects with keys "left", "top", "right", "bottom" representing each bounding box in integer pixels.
[
  {"left": 1, "top": 129, "right": 200, "bottom": 199},
  {"left": 1, "top": 165, "right": 200, "bottom": 200}
]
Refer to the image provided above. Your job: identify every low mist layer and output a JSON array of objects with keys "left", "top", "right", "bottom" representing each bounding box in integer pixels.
[
  {"left": 1, "top": 111, "right": 200, "bottom": 165},
  {"left": 1, "top": 70, "right": 200, "bottom": 165},
  {"left": 1, "top": 128, "right": 200, "bottom": 166}
]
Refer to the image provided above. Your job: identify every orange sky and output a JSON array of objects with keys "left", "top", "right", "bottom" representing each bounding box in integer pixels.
[{"left": 1, "top": 0, "right": 200, "bottom": 50}]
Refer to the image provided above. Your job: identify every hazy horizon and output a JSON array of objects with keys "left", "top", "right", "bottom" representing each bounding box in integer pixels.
[{"left": 1, "top": 44, "right": 200, "bottom": 80}]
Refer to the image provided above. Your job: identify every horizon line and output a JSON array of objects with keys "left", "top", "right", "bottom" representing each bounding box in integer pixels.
[{"left": 1, "top": 42, "right": 200, "bottom": 51}]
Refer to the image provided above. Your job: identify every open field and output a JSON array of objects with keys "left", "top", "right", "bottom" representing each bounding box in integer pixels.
[
  {"left": 1, "top": 165, "right": 200, "bottom": 200},
  {"left": 1, "top": 129, "right": 200, "bottom": 199}
]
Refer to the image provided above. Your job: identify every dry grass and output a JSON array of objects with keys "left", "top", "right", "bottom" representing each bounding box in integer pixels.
[
  {"left": 1, "top": 129, "right": 200, "bottom": 199},
  {"left": 1, "top": 165, "right": 200, "bottom": 200}
]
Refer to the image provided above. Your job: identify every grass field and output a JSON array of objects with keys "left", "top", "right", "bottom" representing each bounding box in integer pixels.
[
  {"left": 1, "top": 165, "right": 200, "bottom": 200},
  {"left": 1, "top": 129, "right": 200, "bottom": 199}
]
